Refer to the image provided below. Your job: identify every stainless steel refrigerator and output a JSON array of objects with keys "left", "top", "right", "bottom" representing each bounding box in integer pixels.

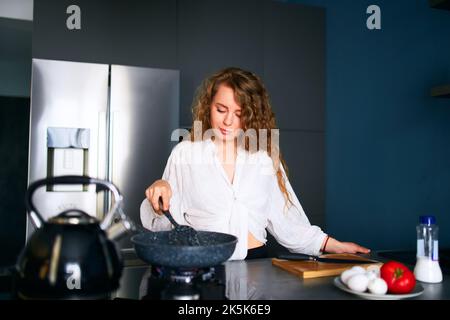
[{"left": 27, "top": 58, "right": 179, "bottom": 249}]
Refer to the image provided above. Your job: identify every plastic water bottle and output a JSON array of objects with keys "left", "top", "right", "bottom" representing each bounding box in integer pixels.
[{"left": 413, "top": 215, "right": 443, "bottom": 283}]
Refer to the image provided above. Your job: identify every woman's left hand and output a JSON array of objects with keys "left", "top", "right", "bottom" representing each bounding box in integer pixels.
[{"left": 323, "top": 237, "right": 370, "bottom": 254}]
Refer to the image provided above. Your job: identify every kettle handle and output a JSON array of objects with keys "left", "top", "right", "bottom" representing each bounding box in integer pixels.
[{"left": 25, "top": 175, "right": 122, "bottom": 229}]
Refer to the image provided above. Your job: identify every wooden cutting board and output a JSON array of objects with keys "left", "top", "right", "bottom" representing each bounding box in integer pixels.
[{"left": 272, "top": 253, "right": 382, "bottom": 279}]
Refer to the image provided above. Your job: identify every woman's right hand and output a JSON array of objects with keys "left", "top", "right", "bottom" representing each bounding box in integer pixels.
[
  {"left": 145, "top": 179, "right": 172, "bottom": 215},
  {"left": 323, "top": 237, "right": 370, "bottom": 254}
]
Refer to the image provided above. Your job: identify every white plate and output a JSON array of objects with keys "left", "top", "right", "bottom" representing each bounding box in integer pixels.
[{"left": 333, "top": 277, "right": 424, "bottom": 300}]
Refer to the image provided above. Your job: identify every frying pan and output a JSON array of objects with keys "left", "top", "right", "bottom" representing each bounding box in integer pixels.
[
  {"left": 131, "top": 230, "right": 238, "bottom": 268},
  {"left": 132, "top": 199, "right": 238, "bottom": 268}
]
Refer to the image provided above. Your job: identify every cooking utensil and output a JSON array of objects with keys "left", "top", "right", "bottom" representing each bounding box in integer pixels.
[
  {"left": 158, "top": 198, "right": 200, "bottom": 246},
  {"left": 132, "top": 230, "right": 237, "bottom": 268},
  {"left": 277, "top": 253, "right": 376, "bottom": 264},
  {"left": 131, "top": 201, "right": 238, "bottom": 268},
  {"left": 15, "top": 175, "right": 133, "bottom": 299}
]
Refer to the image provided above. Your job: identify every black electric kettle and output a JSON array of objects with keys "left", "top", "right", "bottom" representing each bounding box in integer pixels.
[{"left": 14, "top": 176, "right": 133, "bottom": 300}]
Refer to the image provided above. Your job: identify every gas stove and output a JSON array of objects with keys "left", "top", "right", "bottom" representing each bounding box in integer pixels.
[
  {"left": 112, "top": 249, "right": 229, "bottom": 301},
  {"left": 139, "top": 265, "right": 227, "bottom": 300}
]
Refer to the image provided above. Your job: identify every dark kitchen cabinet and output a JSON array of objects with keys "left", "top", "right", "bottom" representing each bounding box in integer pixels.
[
  {"left": 33, "top": 0, "right": 178, "bottom": 69},
  {"left": 263, "top": 1, "right": 325, "bottom": 131},
  {"left": 264, "top": 2, "right": 326, "bottom": 255},
  {"left": 279, "top": 131, "right": 326, "bottom": 228},
  {"left": 176, "top": 1, "right": 326, "bottom": 253},
  {"left": 177, "top": 0, "right": 326, "bottom": 131},
  {"left": 177, "top": 0, "right": 264, "bottom": 127}
]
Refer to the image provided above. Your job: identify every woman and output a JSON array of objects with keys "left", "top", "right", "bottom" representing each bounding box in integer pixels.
[{"left": 140, "top": 67, "right": 370, "bottom": 260}]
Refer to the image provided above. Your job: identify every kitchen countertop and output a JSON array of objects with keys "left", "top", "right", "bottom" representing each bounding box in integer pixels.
[
  {"left": 1, "top": 251, "right": 449, "bottom": 300},
  {"left": 113, "top": 251, "right": 450, "bottom": 300}
]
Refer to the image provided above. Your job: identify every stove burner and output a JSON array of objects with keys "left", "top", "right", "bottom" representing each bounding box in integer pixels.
[
  {"left": 139, "top": 265, "right": 227, "bottom": 300},
  {"left": 161, "top": 282, "right": 201, "bottom": 300}
]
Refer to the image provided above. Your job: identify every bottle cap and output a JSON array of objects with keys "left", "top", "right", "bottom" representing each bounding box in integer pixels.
[{"left": 419, "top": 215, "right": 436, "bottom": 225}]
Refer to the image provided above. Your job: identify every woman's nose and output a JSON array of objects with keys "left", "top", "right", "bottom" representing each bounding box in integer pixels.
[{"left": 223, "top": 112, "right": 234, "bottom": 126}]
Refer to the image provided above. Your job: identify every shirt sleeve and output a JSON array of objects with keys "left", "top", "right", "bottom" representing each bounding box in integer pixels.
[
  {"left": 140, "top": 143, "right": 184, "bottom": 231},
  {"left": 266, "top": 164, "right": 327, "bottom": 256}
]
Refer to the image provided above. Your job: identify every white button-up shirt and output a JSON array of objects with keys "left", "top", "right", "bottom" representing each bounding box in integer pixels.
[{"left": 140, "top": 138, "right": 327, "bottom": 260}]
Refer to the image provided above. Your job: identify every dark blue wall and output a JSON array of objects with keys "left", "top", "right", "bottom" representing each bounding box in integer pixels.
[{"left": 284, "top": 0, "right": 450, "bottom": 250}]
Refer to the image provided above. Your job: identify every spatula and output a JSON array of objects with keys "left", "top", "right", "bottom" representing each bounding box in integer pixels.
[{"left": 158, "top": 197, "right": 200, "bottom": 246}]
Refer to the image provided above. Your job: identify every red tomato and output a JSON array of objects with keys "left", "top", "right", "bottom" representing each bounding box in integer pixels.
[{"left": 380, "top": 261, "right": 416, "bottom": 294}]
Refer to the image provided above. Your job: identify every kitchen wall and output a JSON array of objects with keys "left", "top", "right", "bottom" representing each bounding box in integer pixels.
[
  {"left": 6, "top": 0, "right": 450, "bottom": 256},
  {"left": 285, "top": 0, "right": 450, "bottom": 250}
]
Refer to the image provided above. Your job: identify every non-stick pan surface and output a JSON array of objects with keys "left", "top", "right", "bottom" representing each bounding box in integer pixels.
[{"left": 131, "top": 230, "right": 238, "bottom": 268}]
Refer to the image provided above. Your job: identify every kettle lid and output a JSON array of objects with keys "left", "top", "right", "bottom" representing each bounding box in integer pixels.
[{"left": 48, "top": 209, "right": 98, "bottom": 225}]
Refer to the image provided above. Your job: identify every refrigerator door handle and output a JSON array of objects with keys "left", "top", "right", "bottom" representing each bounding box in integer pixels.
[
  {"left": 97, "top": 111, "right": 108, "bottom": 220},
  {"left": 102, "top": 110, "right": 120, "bottom": 228},
  {"left": 104, "top": 110, "right": 115, "bottom": 222}
]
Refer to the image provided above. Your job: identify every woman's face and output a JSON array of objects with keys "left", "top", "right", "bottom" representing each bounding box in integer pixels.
[{"left": 210, "top": 84, "right": 242, "bottom": 141}]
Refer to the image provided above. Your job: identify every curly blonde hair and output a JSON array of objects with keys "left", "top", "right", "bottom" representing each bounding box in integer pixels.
[{"left": 189, "top": 67, "right": 294, "bottom": 209}]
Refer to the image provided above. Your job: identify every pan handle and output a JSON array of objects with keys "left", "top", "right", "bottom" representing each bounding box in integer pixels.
[{"left": 25, "top": 175, "right": 122, "bottom": 229}]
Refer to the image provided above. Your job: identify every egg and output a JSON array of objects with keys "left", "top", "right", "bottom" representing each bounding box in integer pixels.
[
  {"left": 350, "top": 266, "right": 367, "bottom": 274},
  {"left": 366, "top": 264, "right": 381, "bottom": 276},
  {"left": 340, "top": 266, "right": 366, "bottom": 284},
  {"left": 365, "top": 270, "right": 378, "bottom": 282},
  {"left": 367, "top": 278, "right": 388, "bottom": 295},
  {"left": 340, "top": 269, "right": 357, "bottom": 284},
  {"left": 346, "top": 274, "right": 369, "bottom": 292}
]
